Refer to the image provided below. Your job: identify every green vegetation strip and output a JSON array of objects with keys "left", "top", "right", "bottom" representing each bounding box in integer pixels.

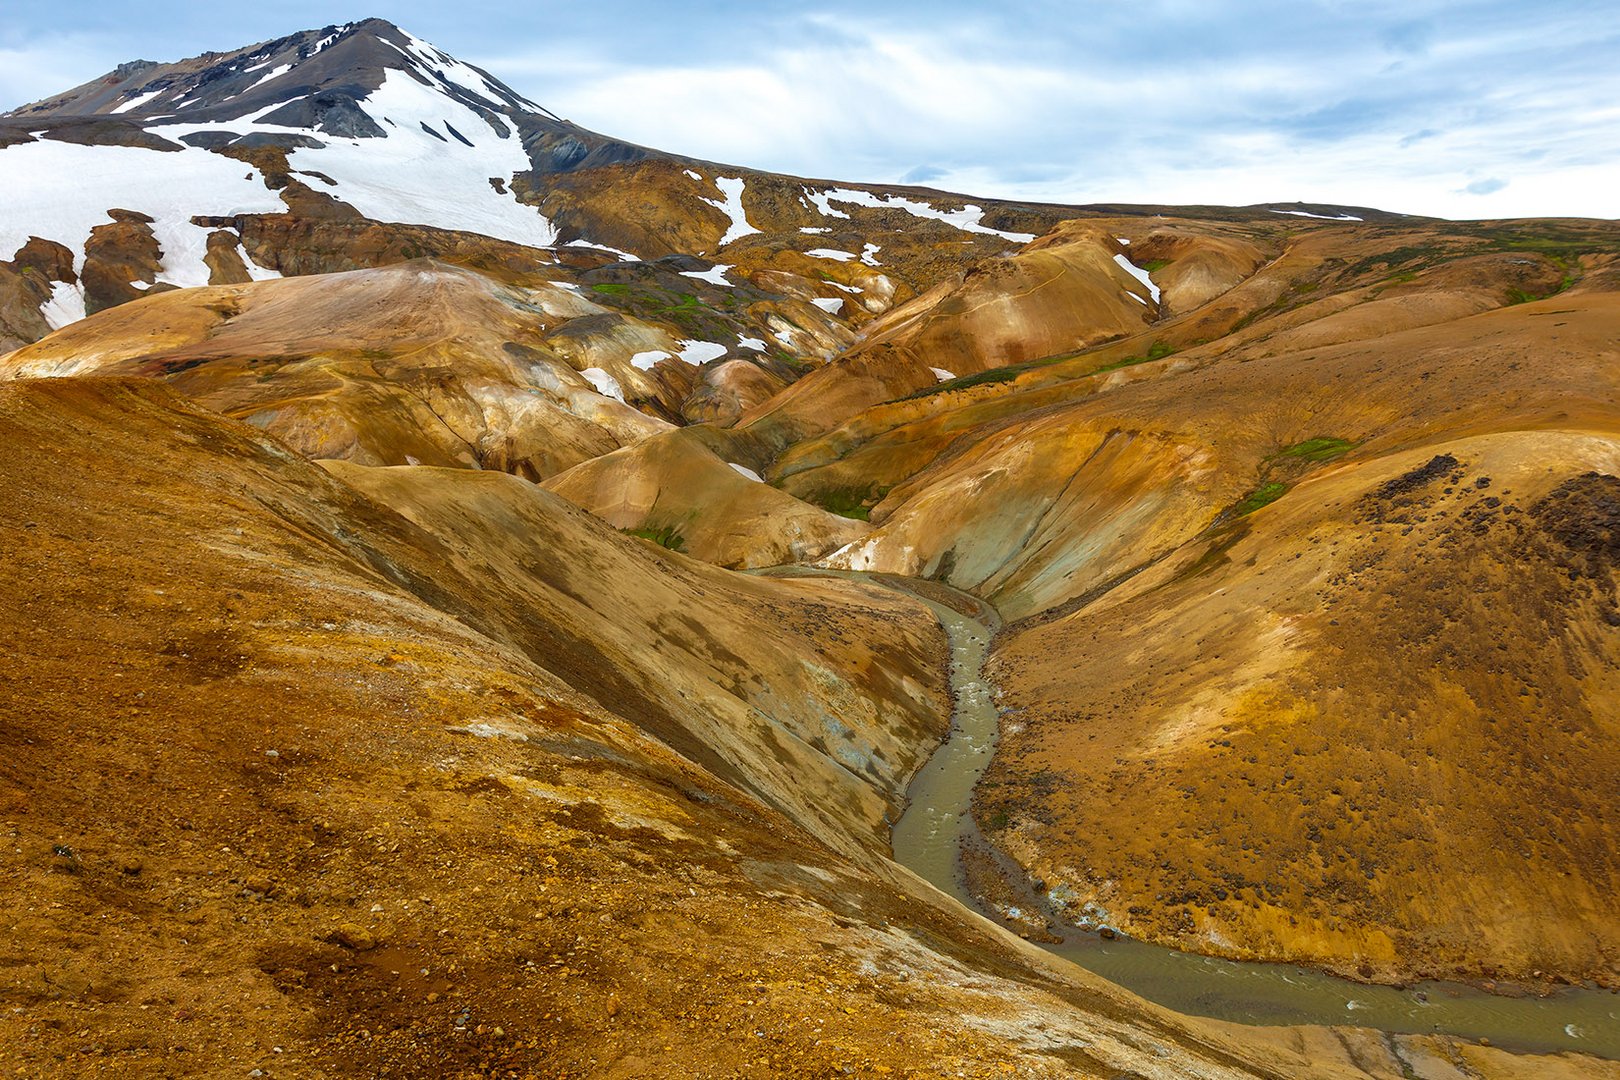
[
  {"left": 1232, "top": 482, "right": 1288, "bottom": 516},
  {"left": 904, "top": 341, "right": 1176, "bottom": 403},
  {"left": 1275, "top": 436, "right": 1356, "bottom": 462},
  {"left": 621, "top": 525, "right": 686, "bottom": 551},
  {"left": 810, "top": 486, "right": 887, "bottom": 521}
]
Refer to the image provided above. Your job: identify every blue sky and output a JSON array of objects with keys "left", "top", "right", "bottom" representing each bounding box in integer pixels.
[{"left": 4, "top": 1, "right": 1617, "bottom": 219}]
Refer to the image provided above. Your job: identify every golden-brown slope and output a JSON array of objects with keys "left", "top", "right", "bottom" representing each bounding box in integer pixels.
[
  {"left": 541, "top": 426, "right": 866, "bottom": 568},
  {"left": 0, "top": 262, "right": 677, "bottom": 479},
  {"left": 738, "top": 219, "right": 1192, "bottom": 449},
  {"left": 983, "top": 432, "right": 1620, "bottom": 988},
  {"left": 4, "top": 376, "right": 1573, "bottom": 1078},
  {"left": 809, "top": 245, "right": 1611, "bottom": 620}
]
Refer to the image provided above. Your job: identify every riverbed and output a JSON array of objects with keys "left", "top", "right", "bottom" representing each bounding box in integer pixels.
[{"left": 852, "top": 570, "right": 1620, "bottom": 1060}]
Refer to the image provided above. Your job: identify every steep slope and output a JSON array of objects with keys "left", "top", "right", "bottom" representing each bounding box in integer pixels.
[
  {"left": 4, "top": 376, "right": 1578, "bottom": 1078},
  {"left": 983, "top": 428, "right": 1620, "bottom": 987}
]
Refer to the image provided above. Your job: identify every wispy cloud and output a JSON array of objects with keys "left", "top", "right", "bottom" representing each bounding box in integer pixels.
[{"left": 1462, "top": 177, "right": 1509, "bottom": 196}]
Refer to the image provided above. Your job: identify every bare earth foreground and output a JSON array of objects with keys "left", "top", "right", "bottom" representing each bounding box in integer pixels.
[{"left": 0, "top": 379, "right": 1613, "bottom": 1078}]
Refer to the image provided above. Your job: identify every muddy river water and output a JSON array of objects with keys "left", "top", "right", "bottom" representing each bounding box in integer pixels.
[{"left": 781, "top": 568, "right": 1620, "bottom": 1059}]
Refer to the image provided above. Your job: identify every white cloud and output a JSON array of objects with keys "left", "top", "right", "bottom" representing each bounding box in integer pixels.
[
  {"left": 3, "top": 5, "right": 1615, "bottom": 221},
  {"left": 472, "top": 7, "right": 1620, "bottom": 219}
]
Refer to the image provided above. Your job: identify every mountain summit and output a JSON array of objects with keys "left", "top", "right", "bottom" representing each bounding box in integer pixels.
[{"left": 7, "top": 19, "right": 558, "bottom": 131}]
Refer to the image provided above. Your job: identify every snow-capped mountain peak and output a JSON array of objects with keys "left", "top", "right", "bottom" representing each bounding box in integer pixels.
[
  {"left": 0, "top": 20, "right": 629, "bottom": 307},
  {"left": 6, "top": 19, "right": 561, "bottom": 135}
]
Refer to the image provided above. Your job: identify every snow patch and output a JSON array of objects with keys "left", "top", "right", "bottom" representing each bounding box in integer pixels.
[
  {"left": 284, "top": 70, "right": 557, "bottom": 247},
  {"left": 0, "top": 140, "right": 284, "bottom": 286},
  {"left": 111, "top": 89, "right": 165, "bottom": 114},
  {"left": 806, "top": 248, "right": 857, "bottom": 263},
  {"left": 679, "top": 263, "right": 734, "bottom": 287},
  {"left": 684, "top": 169, "right": 703, "bottom": 182},
  {"left": 581, "top": 367, "right": 625, "bottom": 402},
  {"left": 861, "top": 243, "right": 882, "bottom": 267},
  {"left": 398, "top": 30, "right": 510, "bottom": 104},
  {"left": 805, "top": 186, "right": 1036, "bottom": 243},
  {"left": 244, "top": 63, "right": 293, "bottom": 93},
  {"left": 677, "top": 340, "right": 727, "bottom": 366},
  {"left": 728, "top": 463, "right": 764, "bottom": 482},
  {"left": 800, "top": 226, "right": 830, "bottom": 234},
  {"left": 1268, "top": 209, "right": 1363, "bottom": 222},
  {"left": 811, "top": 297, "right": 844, "bottom": 314},
  {"left": 566, "top": 238, "right": 640, "bottom": 262},
  {"left": 930, "top": 367, "right": 956, "bottom": 382},
  {"left": 699, "top": 176, "right": 760, "bottom": 247},
  {"left": 1112, "top": 253, "right": 1162, "bottom": 303},
  {"left": 40, "top": 280, "right": 87, "bottom": 330},
  {"left": 630, "top": 350, "right": 670, "bottom": 371},
  {"left": 738, "top": 336, "right": 766, "bottom": 352}
]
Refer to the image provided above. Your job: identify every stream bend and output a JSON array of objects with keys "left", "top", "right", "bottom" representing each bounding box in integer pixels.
[{"left": 832, "top": 569, "right": 1620, "bottom": 1060}]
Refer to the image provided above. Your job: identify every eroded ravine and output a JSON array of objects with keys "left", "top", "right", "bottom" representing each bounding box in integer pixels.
[{"left": 777, "top": 567, "right": 1620, "bottom": 1061}]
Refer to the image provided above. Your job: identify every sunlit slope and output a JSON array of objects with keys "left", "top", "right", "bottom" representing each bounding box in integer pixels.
[{"left": 0, "top": 376, "right": 1561, "bottom": 1077}]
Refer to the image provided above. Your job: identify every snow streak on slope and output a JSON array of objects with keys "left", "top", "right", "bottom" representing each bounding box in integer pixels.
[
  {"left": 0, "top": 140, "right": 285, "bottom": 293},
  {"left": 581, "top": 367, "right": 625, "bottom": 402},
  {"left": 285, "top": 72, "right": 557, "bottom": 247},
  {"left": 40, "top": 281, "right": 87, "bottom": 330},
  {"left": 805, "top": 187, "right": 1036, "bottom": 243},
  {"left": 1113, "top": 252, "right": 1162, "bottom": 303},
  {"left": 700, "top": 177, "right": 760, "bottom": 248},
  {"left": 1269, "top": 209, "right": 1364, "bottom": 221},
  {"left": 680, "top": 264, "right": 734, "bottom": 286}
]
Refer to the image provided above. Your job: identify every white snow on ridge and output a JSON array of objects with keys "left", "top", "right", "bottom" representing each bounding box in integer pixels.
[
  {"left": 684, "top": 169, "right": 703, "bottom": 182},
  {"left": 1269, "top": 209, "right": 1364, "bottom": 222},
  {"left": 679, "top": 264, "right": 734, "bottom": 286},
  {"left": 804, "top": 186, "right": 1036, "bottom": 243},
  {"left": 930, "top": 367, "right": 956, "bottom": 382},
  {"left": 1112, "top": 253, "right": 1161, "bottom": 304},
  {"left": 738, "top": 337, "right": 766, "bottom": 352},
  {"left": 627, "top": 342, "right": 726, "bottom": 369},
  {"left": 238, "top": 242, "right": 283, "bottom": 282},
  {"left": 811, "top": 297, "right": 844, "bottom": 313},
  {"left": 397, "top": 31, "right": 510, "bottom": 106},
  {"left": 40, "top": 281, "right": 87, "bottom": 330},
  {"left": 284, "top": 70, "right": 558, "bottom": 248},
  {"left": 245, "top": 63, "right": 294, "bottom": 93},
  {"left": 0, "top": 140, "right": 285, "bottom": 323},
  {"left": 807, "top": 248, "right": 857, "bottom": 262},
  {"left": 701, "top": 177, "right": 760, "bottom": 248},
  {"left": 111, "top": 90, "right": 165, "bottom": 115},
  {"left": 861, "top": 243, "right": 882, "bottom": 267},
  {"left": 677, "top": 340, "right": 727, "bottom": 366},
  {"left": 567, "top": 238, "right": 641, "bottom": 261},
  {"left": 581, "top": 367, "right": 625, "bottom": 402},
  {"left": 728, "top": 463, "right": 764, "bottom": 482}
]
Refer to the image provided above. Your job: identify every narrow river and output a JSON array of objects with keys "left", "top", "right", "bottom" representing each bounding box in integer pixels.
[{"left": 775, "top": 567, "right": 1620, "bottom": 1060}]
